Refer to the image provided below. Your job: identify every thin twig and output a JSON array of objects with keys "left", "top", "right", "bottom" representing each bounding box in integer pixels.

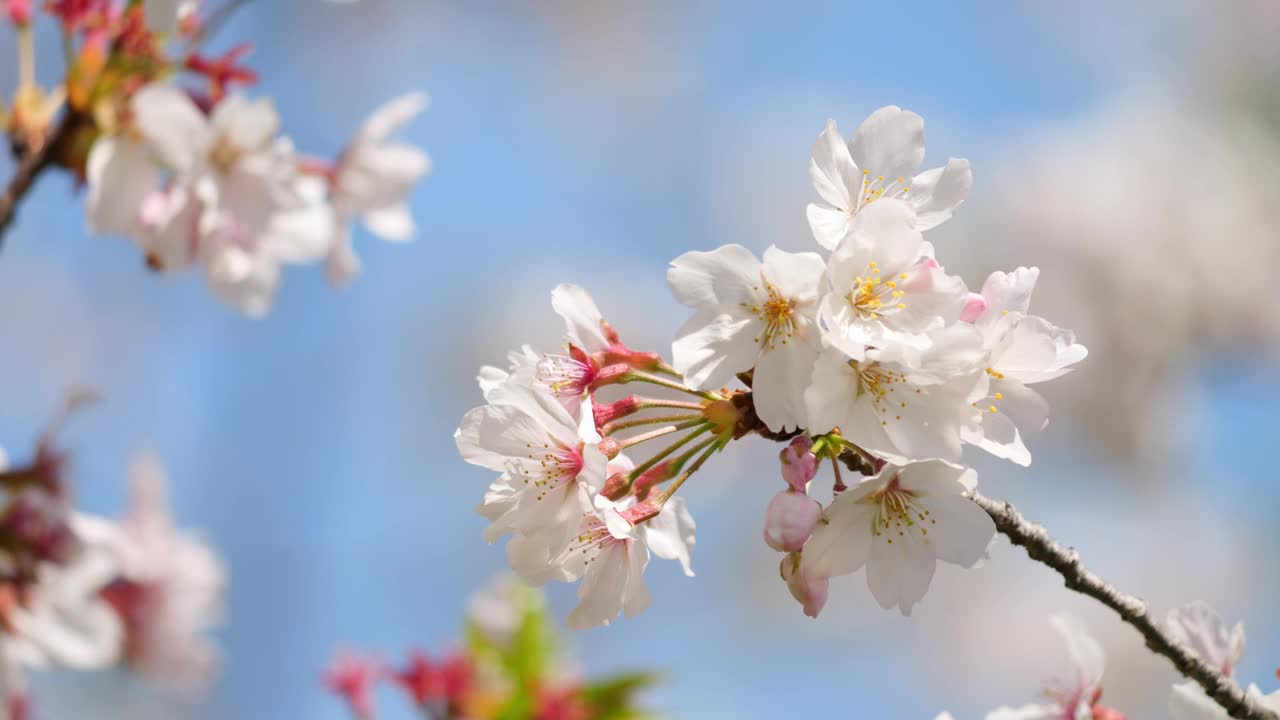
[
  {"left": 0, "top": 112, "right": 78, "bottom": 251},
  {"left": 971, "top": 491, "right": 1278, "bottom": 720}
]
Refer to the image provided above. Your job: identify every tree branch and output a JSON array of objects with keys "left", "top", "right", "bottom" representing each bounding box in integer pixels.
[
  {"left": 0, "top": 111, "right": 78, "bottom": 253},
  {"left": 972, "top": 491, "right": 1277, "bottom": 720}
]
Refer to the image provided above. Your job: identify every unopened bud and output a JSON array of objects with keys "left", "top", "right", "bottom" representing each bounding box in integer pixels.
[
  {"left": 619, "top": 499, "right": 662, "bottom": 525},
  {"left": 600, "top": 472, "right": 630, "bottom": 501},
  {"left": 5, "top": 0, "right": 30, "bottom": 25},
  {"left": 780, "top": 553, "right": 828, "bottom": 619},
  {"left": 959, "top": 292, "right": 987, "bottom": 323},
  {"left": 593, "top": 395, "right": 642, "bottom": 429},
  {"left": 632, "top": 462, "right": 675, "bottom": 501},
  {"left": 586, "top": 363, "right": 630, "bottom": 392},
  {"left": 763, "top": 490, "right": 821, "bottom": 552},
  {"left": 779, "top": 436, "right": 817, "bottom": 492}
]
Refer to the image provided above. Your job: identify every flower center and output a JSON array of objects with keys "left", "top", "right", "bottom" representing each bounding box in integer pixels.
[
  {"left": 854, "top": 170, "right": 909, "bottom": 213},
  {"left": 747, "top": 282, "right": 797, "bottom": 349},
  {"left": 537, "top": 354, "right": 596, "bottom": 399},
  {"left": 209, "top": 136, "right": 243, "bottom": 172},
  {"left": 861, "top": 478, "right": 935, "bottom": 545},
  {"left": 847, "top": 261, "right": 907, "bottom": 318},
  {"left": 566, "top": 515, "right": 621, "bottom": 568},
  {"left": 851, "top": 360, "right": 915, "bottom": 426},
  {"left": 512, "top": 441, "right": 584, "bottom": 500}
]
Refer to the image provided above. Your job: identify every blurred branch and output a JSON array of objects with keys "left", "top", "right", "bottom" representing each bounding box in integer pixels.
[
  {"left": 0, "top": 111, "right": 79, "bottom": 253},
  {"left": 972, "top": 492, "right": 1278, "bottom": 720}
]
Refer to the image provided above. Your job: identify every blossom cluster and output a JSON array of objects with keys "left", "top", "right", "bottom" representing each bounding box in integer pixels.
[
  {"left": 937, "top": 604, "right": 1279, "bottom": 720},
  {"left": 455, "top": 105, "right": 1087, "bottom": 626},
  {"left": 4, "top": 0, "right": 428, "bottom": 316},
  {"left": 0, "top": 406, "right": 224, "bottom": 718},
  {"left": 324, "top": 576, "right": 655, "bottom": 720}
]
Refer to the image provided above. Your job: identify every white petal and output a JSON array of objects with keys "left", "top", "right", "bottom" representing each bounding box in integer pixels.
[
  {"left": 807, "top": 202, "right": 854, "bottom": 251},
  {"left": 802, "top": 347, "right": 863, "bottom": 435},
  {"left": 800, "top": 497, "right": 875, "bottom": 578},
  {"left": 809, "top": 119, "right": 860, "bottom": 209},
  {"left": 848, "top": 106, "right": 926, "bottom": 183},
  {"left": 621, "top": 541, "right": 653, "bottom": 619},
  {"left": 840, "top": 198, "right": 923, "bottom": 277},
  {"left": 671, "top": 307, "right": 758, "bottom": 391},
  {"left": 910, "top": 158, "right": 972, "bottom": 230},
  {"left": 204, "top": 247, "right": 279, "bottom": 318},
  {"left": 916, "top": 494, "right": 994, "bottom": 568},
  {"left": 761, "top": 245, "right": 826, "bottom": 303},
  {"left": 1050, "top": 613, "right": 1105, "bottom": 695},
  {"left": 996, "top": 315, "right": 1088, "bottom": 384},
  {"left": 1169, "top": 682, "right": 1226, "bottom": 720},
  {"left": 963, "top": 407, "right": 1032, "bottom": 467},
  {"left": 985, "top": 705, "right": 1062, "bottom": 720},
  {"left": 210, "top": 95, "right": 280, "bottom": 152},
  {"left": 978, "top": 267, "right": 1040, "bottom": 318},
  {"left": 642, "top": 497, "right": 696, "bottom": 577},
  {"left": 326, "top": 226, "right": 361, "bottom": 287},
  {"left": 993, "top": 379, "right": 1050, "bottom": 435},
  {"left": 132, "top": 84, "right": 209, "bottom": 174},
  {"left": 551, "top": 284, "right": 610, "bottom": 353},
  {"left": 566, "top": 542, "right": 631, "bottom": 629},
  {"left": 362, "top": 203, "right": 416, "bottom": 241},
  {"left": 667, "top": 244, "right": 761, "bottom": 309},
  {"left": 86, "top": 137, "right": 158, "bottom": 237},
  {"left": 360, "top": 92, "right": 428, "bottom": 143},
  {"left": 865, "top": 523, "right": 935, "bottom": 615},
  {"left": 752, "top": 336, "right": 819, "bottom": 432},
  {"left": 454, "top": 404, "right": 557, "bottom": 472},
  {"left": 894, "top": 460, "right": 973, "bottom": 497}
]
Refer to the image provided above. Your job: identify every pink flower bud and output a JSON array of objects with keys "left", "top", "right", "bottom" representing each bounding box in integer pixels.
[
  {"left": 763, "top": 490, "right": 821, "bottom": 552},
  {"left": 5, "top": 0, "right": 30, "bottom": 25},
  {"left": 959, "top": 292, "right": 988, "bottom": 322},
  {"left": 780, "top": 553, "right": 828, "bottom": 619},
  {"left": 592, "top": 394, "right": 642, "bottom": 429},
  {"left": 779, "top": 436, "right": 817, "bottom": 492}
]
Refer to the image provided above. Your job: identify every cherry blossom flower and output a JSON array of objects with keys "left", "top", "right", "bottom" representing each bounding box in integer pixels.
[
  {"left": 4, "top": 536, "right": 123, "bottom": 671},
  {"left": 86, "top": 83, "right": 334, "bottom": 315},
  {"left": 668, "top": 244, "right": 825, "bottom": 431},
  {"left": 479, "top": 285, "right": 637, "bottom": 417},
  {"left": 1163, "top": 603, "right": 1279, "bottom": 720},
  {"left": 987, "top": 614, "right": 1124, "bottom": 720},
  {"left": 818, "top": 199, "right": 969, "bottom": 362},
  {"left": 78, "top": 452, "right": 226, "bottom": 688},
  {"left": 326, "top": 92, "right": 431, "bottom": 285},
  {"left": 807, "top": 106, "right": 972, "bottom": 251},
  {"left": 0, "top": 446, "right": 122, "bottom": 674},
  {"left": 1166, "top": 601, "right": 1246, "bottom": 678},
  {"left": 805, "top": 323, "right": 988, "bottom": 464},
  {"left": 553, "top": 497, "right": 695, "bottom": 630},
  {"left": 456, "top": 379, "right": 607, "bottom": 582},
  {"left": 799, "top": 460, "right": 993, "bottom": 615},
  {"left": 960, "top": 268, "right": 1087, "bottom": 466}
]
